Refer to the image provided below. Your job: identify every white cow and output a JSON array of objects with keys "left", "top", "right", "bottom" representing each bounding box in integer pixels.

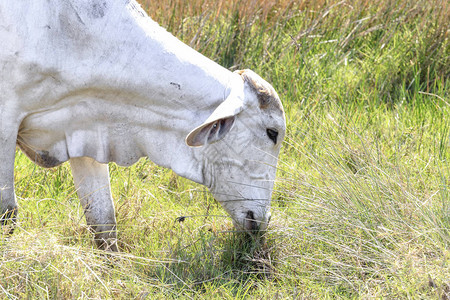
[{"left": 0, "top": 1, "right": 285, "bottom": 251}]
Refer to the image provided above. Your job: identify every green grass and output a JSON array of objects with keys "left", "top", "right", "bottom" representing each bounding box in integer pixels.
[{"left": 1, "top": 0, "right": 449, "bottom": 298}]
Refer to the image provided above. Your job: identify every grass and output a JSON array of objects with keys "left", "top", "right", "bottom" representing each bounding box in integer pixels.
[{"left": 1, "top": 0, "right": 449, "bottom": 298}]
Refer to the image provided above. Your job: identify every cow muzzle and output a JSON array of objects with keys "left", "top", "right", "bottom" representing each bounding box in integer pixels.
[{"left": 243, "top": 210, "right": 271, "bottom": 233}]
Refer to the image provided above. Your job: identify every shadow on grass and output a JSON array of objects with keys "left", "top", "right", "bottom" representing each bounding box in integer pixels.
[
  {"left": 219, "top": 231, "right": 277, "bottom": 280},
  {"left": 132, "top": 229, "right": 280, "bottom": 297}
]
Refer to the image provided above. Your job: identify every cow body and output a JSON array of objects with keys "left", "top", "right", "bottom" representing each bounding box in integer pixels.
[{"left": 0, "top": 1, "right": 285, "bottom": 250}]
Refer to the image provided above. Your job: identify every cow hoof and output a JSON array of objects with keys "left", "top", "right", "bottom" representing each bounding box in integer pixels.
[
  {"left": 1, "top": 207, "right": 18, "bottom": 235},
  {"left": 96, "top": 239, "right": 119, "bottom": 252},
  {"left": 94, "top": 234, "right": 119, "bottom": 252}
]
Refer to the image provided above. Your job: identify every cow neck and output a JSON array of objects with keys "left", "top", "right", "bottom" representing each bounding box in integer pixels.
[{"left": 91, "top": 6, "right": 243, "bottom": 185}]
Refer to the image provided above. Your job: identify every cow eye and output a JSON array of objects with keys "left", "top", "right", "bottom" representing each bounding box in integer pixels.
[{"left": 266, "top": 128, "right": 278, "bottom": 144}]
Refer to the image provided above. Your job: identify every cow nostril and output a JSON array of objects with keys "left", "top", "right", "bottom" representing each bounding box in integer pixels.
[{"left": 245, "top": 210, "right": 258, "bottom": 232}]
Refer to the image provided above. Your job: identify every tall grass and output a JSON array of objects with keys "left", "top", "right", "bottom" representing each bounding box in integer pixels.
[
  {"left": 144, "top": 0, "right": 449, "bottom": 105},
  {"left": 273, "top": 100, "right": 449, "bottom": 297},
  {"left": 1, "top": 0, "right": 449, "bottom": 298}
]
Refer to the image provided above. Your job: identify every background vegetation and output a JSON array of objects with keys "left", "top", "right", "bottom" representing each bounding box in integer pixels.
[{"left": 1, "top": 0, "right": 449, "bottom": 298}]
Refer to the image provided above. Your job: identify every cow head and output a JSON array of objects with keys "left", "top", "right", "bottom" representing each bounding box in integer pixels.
[{"left": 186, "top": 69, "right": 285, "bottom": 232}]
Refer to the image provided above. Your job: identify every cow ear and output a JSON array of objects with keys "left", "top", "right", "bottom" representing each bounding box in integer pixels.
[
  {"left": 185, "top": 116, "right": 235, "bottom": 147},
  {"left": 186, "top": 74, "right": 246, "bottom": 147}
]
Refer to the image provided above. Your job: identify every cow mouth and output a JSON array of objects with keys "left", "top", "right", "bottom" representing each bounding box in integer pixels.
[{"left": 244, "top": 210, "right": 258, "bottom": 232}]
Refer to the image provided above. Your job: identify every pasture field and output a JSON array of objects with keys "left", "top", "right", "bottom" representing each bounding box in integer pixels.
[{"left": 1, "top": 0, "right": 449, "bottom": 298}]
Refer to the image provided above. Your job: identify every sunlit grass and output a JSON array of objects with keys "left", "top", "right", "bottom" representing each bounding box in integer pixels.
[{"left": 1, "top": 0, "right": 449, "bottom": 298}]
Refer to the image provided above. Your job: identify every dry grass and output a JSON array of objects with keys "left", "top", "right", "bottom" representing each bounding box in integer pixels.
[{"left": 0, "top": 0, "right": 449, "bottom": 298}]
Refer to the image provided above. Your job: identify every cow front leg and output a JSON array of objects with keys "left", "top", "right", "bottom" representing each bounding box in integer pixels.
[
  {"left": 0, "top": 125, "right": 19, "bottom": 234},
  {"left": 70, "top": 157, "right": 118, "bottom": 251}
]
